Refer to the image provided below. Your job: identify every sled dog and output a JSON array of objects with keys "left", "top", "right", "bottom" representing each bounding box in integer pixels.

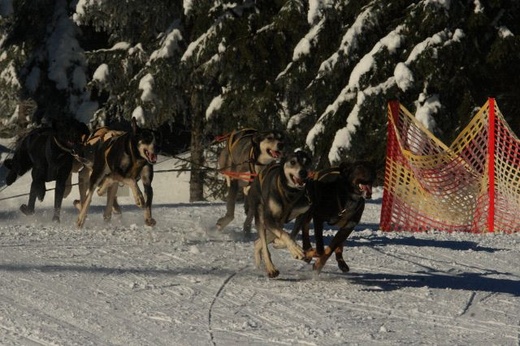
[
  {"left": 3, "top": 117, "right": 89, "bottom": 222},
  {"left": 215, "top": 129, "right": 285, "bottom": 233},
  {"left": 291, "top": 161, "right": 376, "bottom": 273},
  {"left": 76, "top": 118, "right": 157, "bottom": 228},
  {"left": 246, "top": 150, "right": 312, "bottom": 278}
]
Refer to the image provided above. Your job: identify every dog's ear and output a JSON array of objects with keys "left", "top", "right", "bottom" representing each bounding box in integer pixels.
[
  {"left": 339, "top": 162, "right": 350, "bottom": 176},
  {"left": 251, "top": 132, "right": 262, "bottom": 145},
  {"left": 339, "top": 162, "right": 349, "bottom": 174}
]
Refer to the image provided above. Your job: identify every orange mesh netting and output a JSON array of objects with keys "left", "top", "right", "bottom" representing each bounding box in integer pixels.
[{"left": 380, "top": 98, "right": 520, "bottom": 233}]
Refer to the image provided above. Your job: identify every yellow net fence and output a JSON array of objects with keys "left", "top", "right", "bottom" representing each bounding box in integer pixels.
[{"left": 380, "top": 98, "right": 520, "bottom": 233}]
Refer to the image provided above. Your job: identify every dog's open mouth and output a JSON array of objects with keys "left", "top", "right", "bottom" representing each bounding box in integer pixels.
[
  {"left": 267, "top": 149, "right": 283, "bottom": 159},
  {"left": 145, "top": 149, "right": 158, "bottom": 164},
  {"left": 291, "top": 174, "right": 306, "bottom": 189},
  {"left": 359, "top": 184, "right": 372, "bottom": 199}
]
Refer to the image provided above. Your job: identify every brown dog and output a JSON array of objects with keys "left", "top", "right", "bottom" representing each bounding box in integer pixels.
[
  {"left": 72, "top": 126, "right": 126, "bottom": 220},
  {"left": 75, "top": 118, "right": 157, "bottom": 228},
  {"left": 291, "top": 161, "right": 376, "bottom": 273},
  {"left": 246, "top": 150, "right": 312, "bottom": 278},
  {"left": 215, "top": 129, "right": 285, "bottom": 233}
]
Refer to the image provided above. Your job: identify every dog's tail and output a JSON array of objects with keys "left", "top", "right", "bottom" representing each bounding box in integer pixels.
[
  {"left": 4, "top": 140, "right": 33, "bottom": 185},
  {"left": 3, "top": 158, "right": 13, "bottom": 170}
]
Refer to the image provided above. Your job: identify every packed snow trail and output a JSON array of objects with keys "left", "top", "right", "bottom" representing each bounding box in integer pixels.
[{"left": 1, "top": 154, "right": 520, "bottom": 345}]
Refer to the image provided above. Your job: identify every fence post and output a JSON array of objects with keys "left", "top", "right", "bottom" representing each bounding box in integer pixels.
[
  {"left": 380, "top": 100, "right": 400, "bottom": 231},
  {"left": 487, "top": 97, "right": 496, "bottom": 232}
]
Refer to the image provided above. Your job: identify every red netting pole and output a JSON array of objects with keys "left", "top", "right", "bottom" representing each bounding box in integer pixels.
[
  {"left": 380, "top": 100, "right": 400, "bottom": 231},
  {"left": 487, "top": 97, "right": 496, "bottom": 232}
]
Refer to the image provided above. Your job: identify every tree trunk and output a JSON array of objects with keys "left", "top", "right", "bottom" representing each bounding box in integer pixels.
[{"left": 189, "top": 88, "right": 205, "bottom": 202}]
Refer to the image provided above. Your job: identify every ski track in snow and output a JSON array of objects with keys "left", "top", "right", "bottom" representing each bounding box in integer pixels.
[{"left": 1, "top": 154, "right": 520, "bottom": 345}]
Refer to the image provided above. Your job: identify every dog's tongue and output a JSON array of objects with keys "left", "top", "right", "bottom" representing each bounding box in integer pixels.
[
  {"left": 147, "top": 151, "right": 157, "bottom": 164},
  {"left": 270, "top": 150, "right": 282, "bottom": 158},
  {"left": 359, "top": 184, "right": 372, "bottom": 199},
  {"left": 292, "top": 176, "right": 305, "bottom": 188}
]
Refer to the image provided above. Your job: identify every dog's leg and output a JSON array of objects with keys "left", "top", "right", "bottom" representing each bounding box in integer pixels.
[
  {"left": 335, "top": 244, "right": 349, "bottom": 273},
  {"left": 141, "top": 165, "right": 156, "bottom": 226},
  {"left": 292, "top": 212, "right": 313, "bottom": 263},
  {"left": 263, "top": 230, "right": 281, "bottom": 278},
  {"left": 21, "top": 169, "right": 45, "bottom": 216},
  {"left": 112, "top": 197, "right": 122, "bottom": 214},
  {"left": 242, "top": 192, "right": 255, "bottom": 239},
  {"left": 314, "top": 216, "right": 325, "bottom": 256},
  {"left": 103, "top": 173, "right": 145, "bottom": 208},
  {"left": 315, "top": 199, "right": 365, "bottom": 273},
  {"left": 253, "top": 205, "right": 264, "bottom": 268},
  {"left": 216, "top": 179, "right": 238, "bottom": 231},
  {"left": 103, "top": 184, "right": 119, "bottom": 222},
  {"left": 255, "top": 206, "right": 280, "bottom": 278},
  {"left": 259, "top": 228, "right": 279, "bottom": 278},
  {"left": 77, "top": 168, "right": 105, "bottom": 228},
  {"left": 63, "top": 172, "right": 73, "bottom": 199},
  {"left": 264, "top": 215, "right": 304, "bottom": 261},
  {"left": 77, "top": 187, "right": 95, "bottom": 228},
  {"left": 74, "top": 167, "right": 90, "bottom": 211},
  {"left": 51, "top": 169, "right": 70, "bottom": 223},
  {"left": 123, "top": 178, "right": 145, "bottom": 208},
  {"left": 254, "top": 238, "right": 263, "bottom": 269},
  {"left": 97, "top": 175, "right": 114, "bottom": 196},
  {"left": 314, "top": 227, "right": 355, "bottom": 274}
]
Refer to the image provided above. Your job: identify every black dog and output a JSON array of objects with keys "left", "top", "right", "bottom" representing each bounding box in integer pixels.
[
  {"left": 216, "top": 129, "right": 285, "bottom": 232},
  {"left": 3, "top": 117, "right": 89, "bottom": 222},
  {"left": 76, "top": 118, "right": 158, "bottom": 228},
  {"left": 246, "top": 150, "right": 312, "bottom": 278},
  {"left": 291, "top": 161, "right": 376, "bottom": 273}
]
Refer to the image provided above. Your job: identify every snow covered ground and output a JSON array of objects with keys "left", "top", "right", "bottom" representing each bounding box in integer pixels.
[{"left": 1, "top": 138, "right": 520, "bottom": 346}]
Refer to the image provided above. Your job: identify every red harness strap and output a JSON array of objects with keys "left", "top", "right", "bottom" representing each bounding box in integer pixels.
[{"left": 220, "top": 170, "right": 258, "bottom": 183}]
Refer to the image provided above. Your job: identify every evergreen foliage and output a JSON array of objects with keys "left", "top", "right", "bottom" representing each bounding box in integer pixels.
[{"left": 1, "top": 0, "right": 519, "bottom": 199}]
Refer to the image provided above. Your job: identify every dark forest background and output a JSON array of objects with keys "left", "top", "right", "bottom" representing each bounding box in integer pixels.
[{"left": 1, "top": 0, "right": 519, "bottom": 199}]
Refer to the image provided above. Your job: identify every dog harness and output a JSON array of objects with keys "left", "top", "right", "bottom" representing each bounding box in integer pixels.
[
  {"left": 220, "top": 128, "right": 261, "bottom": 182},
  {"left": 257, "top": 163, "right": 311, "bottom": 222}
]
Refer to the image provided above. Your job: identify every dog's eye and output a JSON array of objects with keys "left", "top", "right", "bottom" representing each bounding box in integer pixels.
[{"left": 290, "top": 159, "right": 296, "bottom": 165}]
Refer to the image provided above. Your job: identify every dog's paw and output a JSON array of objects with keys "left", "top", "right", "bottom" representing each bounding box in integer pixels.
[
  {"left": 313, "top": 260, "right": 324, "bottom": 274},
  {"left": 134, "top": 194, "right": 145, "bottom": 208},
  {"left": 76, "top": 217, "right": 85, "bottom": 228},
  {"left": 337, "top": 259, "right": 350, "bottom": 273},
  {"left": 96, "top": 186, "right": 107, "bottom": 196},
  {"left": 52, "top": 215, "right": 60, "bottom": 223},
  {"left": 20, "top": 204, "right": 34, "bottom": 216},
  {"left": 304, "top": 248, "right": 317, "bottom": 258},
  {"left": 145, "top": 218, "right": 156, "bottom": 227},
  {"left": 267, "top": 269, "right": 280, "bottom": 278},
  {"left": 73, "top": 199, "right": 82, "bottom": 211},
  {"left": 272, "top": 237, "right": 287, "bottom": 249},
  {"left": 288, "top": 242, "right": 304, "bottom": 260},
  {"left": 112, "top": 200, "right": 122, "bottom": 214}
]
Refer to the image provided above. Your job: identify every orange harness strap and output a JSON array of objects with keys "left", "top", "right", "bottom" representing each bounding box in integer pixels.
[{"left": 220, "top": 170, "right": 258, "bottom": 183}]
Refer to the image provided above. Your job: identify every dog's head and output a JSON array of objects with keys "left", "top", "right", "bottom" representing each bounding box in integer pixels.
[
  {"left": 52, "top": 117, "right": 90, "bottom": 154},
  {"left": 339, "top": 161, "right": 376, "bottom": 199},
  {"left": 283, "top": 150, "right": 312, "bottom": 190},
  {"left": 132, "top": 118, "right": 158, "bottom": 164},
  {"left": 254, "top": 130, "right": 285, "bottom": 162}
]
